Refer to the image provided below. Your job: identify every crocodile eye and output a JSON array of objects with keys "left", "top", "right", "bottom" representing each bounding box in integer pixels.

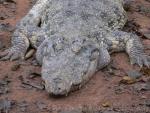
[{"left": 71, "top": 39, "right": 83, "bottom": 53}]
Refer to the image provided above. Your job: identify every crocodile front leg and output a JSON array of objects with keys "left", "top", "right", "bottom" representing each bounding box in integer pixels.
[
  {"left": 125, "top": 33, "right": 150, "bottom": 67},
  {"left": 0, "top": 0, "right": 49, "bottom": 61},
  {"left": 0, "top": 30, "right": 29, "bottom": 61},
  {"left": 108, "top": 30, "right": 150, "bottom": 68},
  {"left": 17, "top": 0, "right": 49, "bottom": 27}
]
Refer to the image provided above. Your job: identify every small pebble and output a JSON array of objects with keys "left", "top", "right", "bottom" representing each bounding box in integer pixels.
[
  {"left": 126, "top": 70, "right": 142, "bottom": 79},
  {"left": 11, "top": 62, "right": 20, "bottom": 71}
]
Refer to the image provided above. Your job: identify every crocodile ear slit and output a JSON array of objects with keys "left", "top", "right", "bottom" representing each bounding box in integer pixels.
[{"left": 90, "top": 49, "right": 99, "bottom": 61}]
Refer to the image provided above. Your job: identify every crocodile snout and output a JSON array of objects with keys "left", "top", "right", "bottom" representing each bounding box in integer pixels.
[
  {"left": 44, "top": 77, "right": 71, "bottom": 96},
  {"left": 40, "top": 37, "right": 99, "bottom": 96}
]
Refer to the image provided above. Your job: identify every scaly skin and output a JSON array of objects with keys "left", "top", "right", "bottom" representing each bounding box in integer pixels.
[{"left": 0, "top": 0, "right": 149, "bottom": 96}]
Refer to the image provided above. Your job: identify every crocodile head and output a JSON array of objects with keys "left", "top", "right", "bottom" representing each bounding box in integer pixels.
[{"left": 36, "top": 36, "right": 99, "bottom": 96}]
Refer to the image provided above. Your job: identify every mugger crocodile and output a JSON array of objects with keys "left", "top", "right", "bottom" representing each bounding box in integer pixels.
[{"left": 0, "top": 0, "right": 149, "bottom": 95}]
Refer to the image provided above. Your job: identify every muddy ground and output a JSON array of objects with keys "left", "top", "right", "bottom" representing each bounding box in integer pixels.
[{"left": 0, "top": 0, "right": 150, "bottom": 113}]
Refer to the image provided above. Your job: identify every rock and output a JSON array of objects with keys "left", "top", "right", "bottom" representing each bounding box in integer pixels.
[
  {"left": 36, "top": 101, "right": 48, "bottom": 111},
  {"left": 25, "top": 49, "right": 35, "bottom": 60},
  {"left": 120, "top": 76, "right": 136, "bottom": 84},
  {"left": 18, "top": 101, "right": 28, "bottom": 112},
  {"left": 143, "top": 33, "right": 150, "bottom": 39},
  {"left": 141, "top": 95, "right": 147, "bottom": 99},
  {"left": 102, "top": 101, "right": 111, "bottom": 107},
  {"left": 28, "top": 72, "right": 41, "bottom": 79},
  {"left": 0, "top": 12, "right": 9, "bottom": 20},
  {"left": 11, "top": 62, "right": 20, "bottom": 71},
  {"left": 126, "top": 70, "right": 142, "bottom": 79},
  {"left": 0, "top": 99, "right": 12, "bottom": 113},
  {"left": 0, "top": 76, "right": 11, "bottom": 95},
  {"left": 133, "top": 83, "right": 150, "bottom": 92},
  {"left": 109, "top": 60, "right": 119, "bottom": 68},
  {"left": 133, "top": 84, "right": 143, "bottom": 92},
  {"left": 114, "top": 85, "right": 124, "bottom": 94},
  {"left": 140, "top": 68, "right": 150, "bottom": 76},
  {"left": 144, "top": 100, "right": 150, "bottom": 107},
  {"left": 144, "top": 81, "right": 150, "bottom": 91},
  {"left": 102, "top": 60, "right": 122, "bottom": 77},
  {"left": 138, "top": 5, "right": 150, "bottom": 16},
  {"left": 139, "top": 28, "right": 150, "bottom": 39},
  {"left": 19, "top": 75, "right": 44, "bottom": 90}
]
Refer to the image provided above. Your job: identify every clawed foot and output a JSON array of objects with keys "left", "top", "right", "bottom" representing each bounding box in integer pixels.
[
  {"left": 130, "top": 54, "right": 150, "bottom": 68},
  {"left": 0, "top": 46, "right": 25, "bottom": 61},
  {"left": 125, "top": 33, "right": 150, "bottom": 68}
]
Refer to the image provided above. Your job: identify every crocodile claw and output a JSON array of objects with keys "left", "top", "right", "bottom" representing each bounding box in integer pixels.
[
  {"left": 130, "top": 55, "right": 150, "bottom": 68},
  {"left": 0, "top": 47, "right": 25, "bottom": 61}
]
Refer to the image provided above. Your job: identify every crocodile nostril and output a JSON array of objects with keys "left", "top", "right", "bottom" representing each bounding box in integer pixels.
[
  {"left": 58, "top": 87, "right": 61, "bottom": 90},
  {"left": 53, "top": 78, "right": 62, "bottom": 84}
]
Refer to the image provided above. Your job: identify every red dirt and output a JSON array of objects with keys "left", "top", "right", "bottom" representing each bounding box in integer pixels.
[{"left": 0, "top": 0, "right": 150, "bottom": 113}]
